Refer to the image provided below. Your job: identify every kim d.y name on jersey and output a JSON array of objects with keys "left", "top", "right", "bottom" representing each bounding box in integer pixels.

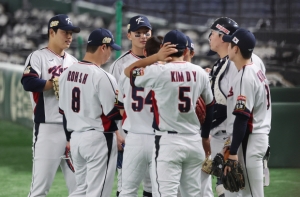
[
  {"left": 67, "top": 70, "right": 88, "bottom": 84},
  {"left": 171, "top": 70, "right": 197, "bottom": 82}
]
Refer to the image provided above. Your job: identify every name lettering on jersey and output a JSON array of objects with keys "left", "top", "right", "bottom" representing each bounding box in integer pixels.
[
  {"left": 23, "top": 65, "right": 31, "bottom": 74},
  {"left": 171, "top": 71, "right": 197, "bottom": 82},
  {"left": 67, "top": 71, "right": 88, "bottom": 84},
  {"left": 228, "top": 87, "right": 233, "bottom": 97},
  {"left": 235, "top": 95, "right": 246, "bottom": 110},
  {"left": 48, "top": 65, "right": 65, "bottom": 78},
  {"left": 257, "top": 70, "right": 266, "bottom": 82}
]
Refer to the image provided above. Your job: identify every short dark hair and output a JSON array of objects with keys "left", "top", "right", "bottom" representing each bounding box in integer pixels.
[
  {"left": 145, "top": 36, "right": 163, "bottom": 56},
  {"left": 86, "top": 44, "right": 110, "bottom": 53},
  {"left": 48, "top": 28, "right": 58, "bottom": 39},
  {"left": 170, "top": 49, "right": 185, "bottom": 58},
  {"left": 230, "top": 42, "right": 252, "bottom": 59}
]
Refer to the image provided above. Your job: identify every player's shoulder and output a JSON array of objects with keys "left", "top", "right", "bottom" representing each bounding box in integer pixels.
[
  {"left": 109, "top": 51, "right": 132, "bottom": 69},
  {"left": 64, "top": 51, "right": 78, "bottom": 62}
]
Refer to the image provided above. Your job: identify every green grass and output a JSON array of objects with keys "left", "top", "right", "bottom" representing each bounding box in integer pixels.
[{"left": 0, "top": 120, "right": 299, "bottom": 197}]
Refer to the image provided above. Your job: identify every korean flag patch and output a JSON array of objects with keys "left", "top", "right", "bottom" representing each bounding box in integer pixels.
[{"left": 235, "top": 95, "right": 246, "bottom": 110}]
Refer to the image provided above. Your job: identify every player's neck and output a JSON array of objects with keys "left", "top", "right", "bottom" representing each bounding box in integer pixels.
[
  {"left": 170, "top": 56, "right": 185, "bottom": 62},
  {"left": 131, "top": 45, "right": 144, "bottom": 56},
  {"left": 82, "top": 53, "right": 102, "bottom": 67},
  {"left": 234, "top": 57, "right": 252, "bottom": 71},
  {"left": 218, "top": 50, "right": 228, "bottom": 59},
  {"left": 47, "top": 43, "right": 65, "bottom": 56}
]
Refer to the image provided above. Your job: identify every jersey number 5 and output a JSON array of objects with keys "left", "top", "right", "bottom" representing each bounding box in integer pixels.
[
  {"left": 178, "top": 86, "right": 191, "bottom": 112},
  {"left": 72, "top": 87, "right": 80, "bottom": 112}
]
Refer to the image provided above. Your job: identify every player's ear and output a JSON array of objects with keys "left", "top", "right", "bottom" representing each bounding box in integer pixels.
[
  {"left": 190, "top": 50, "right": 195, "bottom": 58},
  {"left": 183, "top": 48, "right": 189, "bottom": 56},
  {"left": 127, "top": 32, "right": 132, "bottom": 40}
]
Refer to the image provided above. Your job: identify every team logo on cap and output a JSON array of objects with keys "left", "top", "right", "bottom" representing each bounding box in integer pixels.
[
  {"left": 66, "top": 18, "right": 72, "bottom": 24},
  {"left": 50, "top": 21, "right": 59, "bottom": 27},
  {"left": 216, "top": 24, "right": 230, "bottom": 35},
  {"left": 127, "top": 24, "right": 130, "bottom": 30},
  {"left": 232, "top": 37, "right": 239, "bottom": 44},
  {"left": 136, "top": 17, "right": 144, "bottom": 24},
  {"left": 102, "top": 37, "right": 112, "bottom": 44}
]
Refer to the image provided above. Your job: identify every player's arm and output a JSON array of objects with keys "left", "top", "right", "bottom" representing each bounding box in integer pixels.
[
  {"left": 229, "top": 75, "right": 254, "bottom": 159},
  {"left": 21, "top": 53, "right": 53, "bottom": 92},
  {"left": 59, "top": 107, "right": 73, "bottom": 141},
  {"left": 124, "top": 42, "right": 177, "bottom": 78}
]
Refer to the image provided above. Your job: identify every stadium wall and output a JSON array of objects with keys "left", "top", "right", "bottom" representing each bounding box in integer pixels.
[{"left": 0, "top": 62, "right": 299, "bottom": 167}]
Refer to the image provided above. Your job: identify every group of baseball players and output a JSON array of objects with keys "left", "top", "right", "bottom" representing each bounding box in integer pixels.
[{"left": 21, "top": 12, "right": 271, "bottom": 197}]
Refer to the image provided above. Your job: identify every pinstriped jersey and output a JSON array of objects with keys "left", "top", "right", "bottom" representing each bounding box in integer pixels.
[
  {"left": 22, "top": 47, "right": 78, "bottom": 123},
  {"left": 226, "top": 63, "right": 271, "bottom": 135},
  {"left": 59, "top": 61, "right": 118, "bottom": 132},
  {"left": 133, "top": 61, "right": 214, "bottom": 135},
  {"left": 109, "top": 50, "right": 143, "bottom": 82},
  {"left": 116, "top": 71, "right": 154, "bottom": 135}
]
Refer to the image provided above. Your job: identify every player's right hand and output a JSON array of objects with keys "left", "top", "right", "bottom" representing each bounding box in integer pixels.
[
  {"left": 202, "top": 137, "right": 211, "bottom": 158},
  {"left": 116, "top": 130, "right": 125, "bottom": 151},
  {"left": 157, "top": 42, "right": 178, "bottom": 62}
]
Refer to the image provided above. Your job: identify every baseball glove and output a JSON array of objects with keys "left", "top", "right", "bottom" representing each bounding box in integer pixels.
[
  {"left": 195, "top": 96, "right": 206, "bottom": 124},
  {"left": 51, "top": 77, "right": 59, "bottom": 100},
  {"left": 210, "top": 153, "right": 225, "bottom": 177},
  {"left": 222, "top": 159, "right": 245, "bottom": 192},
  {"left": 61, "top": 147, "right": 75, "bottom": 173}
]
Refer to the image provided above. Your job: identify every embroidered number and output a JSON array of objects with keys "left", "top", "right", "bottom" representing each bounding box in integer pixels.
[
  {"left": 72, "top": 87, "right": 80, "bottom": 112},
  {"left": 178, "top": 87, "right": 191, "bottom": 112},
  {"left": 131, "top": 87, "right": 153, "bottom": 112}
]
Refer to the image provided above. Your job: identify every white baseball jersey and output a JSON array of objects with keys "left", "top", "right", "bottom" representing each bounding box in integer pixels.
[
  {"left": 59, "top": 61, "right": 118, "bottom": 132},
  {"left": 109, "top": 50, "right": 143, "bottom": 82},
  {"left": 22, "top": 47, "right": 78, "bottom": 123},
  {"left": 252, "top": 53, "right": 266, "bottom": 74},
  {"left": 226, "top": 63, "right": 271, "bottom": 135},
  {"left": 133, "top": 61, "right": 214, "bottom": 135},
  {"left": 116, "top": 71, "right": 154, "bottom": 134}
]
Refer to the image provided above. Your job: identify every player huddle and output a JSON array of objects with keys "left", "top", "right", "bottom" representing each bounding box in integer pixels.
[{"left": 21, "top": 13, "right": 271, "bottom": 197}]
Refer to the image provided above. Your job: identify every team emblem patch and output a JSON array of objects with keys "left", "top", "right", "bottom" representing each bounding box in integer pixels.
[
  {"left": 132, "top": 68, "right": 144, "bottom": 77},
  {"left": 23, "top": 66, "right": 31, "bottom": 74},
  {"left": 127, "top": 24, "right": 130, "bottom": 30},
  {"left": 50, "top": 21, "right": 59, "bottom": 27},
  {"left": 102, "top": 37, "right": 112, "bottom": 44},
  {"left": 216, "top": 24, "right": 230, "bottom": 34},
  {"left": 235, "top": 95, "right": 246, "bottom": 110}
]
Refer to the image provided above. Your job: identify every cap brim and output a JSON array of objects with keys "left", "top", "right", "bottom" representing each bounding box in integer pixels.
[
  {"left": 207, "top": 50, "right": 217, "bottom": 56},
  {"left": 222, "top": 35, "right": 232, "bottom": 43},
  {"left": 111, "top": 43, "right": 121, "bottom": 51},
  {"left": 60, "top": 26, "right": 81, "bottom": 33},
  {"left": 130, "top": 25, "right": 152, "bottom": 32}
]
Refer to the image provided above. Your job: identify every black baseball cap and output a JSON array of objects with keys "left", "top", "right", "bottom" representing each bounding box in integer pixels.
[
  {"left": 222, "top": 28, "right": 256, "bottom": 53},
  {"left": 87, "top": 28, "right": 121, "bottom": 51},
  {"left": 186, "top": 36, "right": 194, "bottom": 51},
  {"left": 163, "top": 30, "right": 187, "bottom": 49},
  {"left": 127, "top": 15, "right": 152, "bottom": 32},
  {"left": 48, "top": 14, "right": 80, "bottom": 33}
]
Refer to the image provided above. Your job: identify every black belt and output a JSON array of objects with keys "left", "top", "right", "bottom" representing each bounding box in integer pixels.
[{"left": 168, "top": 131, "right": 178, "bottom": 134}]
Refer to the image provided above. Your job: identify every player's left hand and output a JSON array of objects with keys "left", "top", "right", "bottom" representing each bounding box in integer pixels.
[
  {"left": 66, "top": 141, "right": 70, "bottom": 150},
  {"left": 202, "top": 137, "right": 211, "bottom": 157},
  {"left": 157, "top": 42, "right": 178, "bottom": 62},
  {"left": 223, "top": 154, "right": 238, "bottom": 176}
]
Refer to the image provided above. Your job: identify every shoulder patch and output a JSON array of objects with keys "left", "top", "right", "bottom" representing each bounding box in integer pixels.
[
  {"left": 132, "top": 68, "right": 144, "bottom": 77},
  {"left": 24, "top": 65, "right": 31, "bottom": 74},
  {"left": 235, "top": 95, "right": 246, "bottom": 110}
]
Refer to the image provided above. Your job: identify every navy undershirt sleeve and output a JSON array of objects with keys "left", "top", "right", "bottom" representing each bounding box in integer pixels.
[
  {"left": 230, "top": 114, "right": 249, "bottom": 155},
  {"left": 62, "top": 113, "right": 72, "bottom": 142},
  {"left": 21, "top": 76, "right": 47, "bottom": 92},
  {"left": 201, "top": 100, "right": 215, "bottom": 138}
]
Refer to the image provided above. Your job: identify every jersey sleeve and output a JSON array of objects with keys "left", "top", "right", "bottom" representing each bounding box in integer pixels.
[
  {"left": 232, "top": 74, "right": 254, "bottom": 118},
  {"left": 133, "top": 65, "right": 160, "bottom": 88},
  {"left": 109, "top": 61, "right": 122, "bottom": 83},
  {"left": 97, "top": 73, "right": 120, "bottom": 119},
  {"left": 115, "top": 76, "right": 125, "bottom": 109},
  {"left": 200, "top": 73, "right": 214, "bottom": 105}
]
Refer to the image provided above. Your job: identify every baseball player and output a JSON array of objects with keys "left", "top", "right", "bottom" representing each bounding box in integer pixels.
[
  {"left": 108, "top": 15, "right": 152, "bottom": 197},
  {"left": 59, "top": 28, "right": 122, "bottom": 197},
  {"left": 183, "top": 36, "right": 195, "bottom": 62},
  {"left": 222, "top": 28, "right": 271, "bottom": 197},
  {"left": 124, "top": 30, "right": 215, "bottom": 197},
  {"left": 21, "top": 14, "right": 79, "bottom": 197},
  {"left": 115, "top": 36, "right": 163, "bottom": 197},
  {"left": 205, "top": 17, "right": 267, "bottom": 197}
]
